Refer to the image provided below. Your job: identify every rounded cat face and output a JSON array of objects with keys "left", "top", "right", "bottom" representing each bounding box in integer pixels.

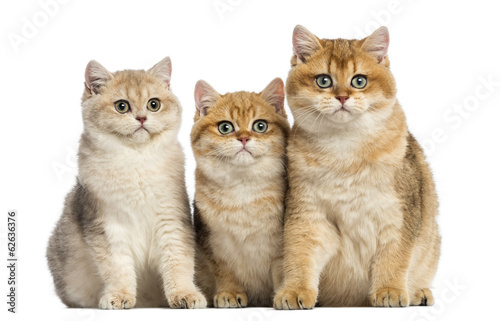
[
  {"left": 191, "top": 80, "right": 289, "bottom": 167},
  {"left": 81, "top": 57, "right": 181, "bottom": 144},
  {"left": 287, "top": 26, "right": 397, "bottom": 126}
]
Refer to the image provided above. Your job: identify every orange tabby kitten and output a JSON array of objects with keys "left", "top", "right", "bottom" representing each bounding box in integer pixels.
[
  {"left": 192, "top": 78, "right": 290, "bottom": 307},
  {"left": 273, "top": 26, "right": 440, "bottom": 309}
]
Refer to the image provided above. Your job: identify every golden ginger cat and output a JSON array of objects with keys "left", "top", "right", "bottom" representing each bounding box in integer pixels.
[
  {"left": 273, "top": 26, "right": 440, "bottom": 309},
  {"left": 191, "top": 78, "right": 290, "bottom": 307}
]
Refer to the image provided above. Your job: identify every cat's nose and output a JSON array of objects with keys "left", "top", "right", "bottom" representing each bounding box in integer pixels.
[
  {"left": 336, "top": 96, "right": 349, "bottom": 105},
  {"left": 136, "top": 116, "right": 147, "bottom": 124},
  {"left": 238, "top": 136, "right": 250, "bottom": 146}
]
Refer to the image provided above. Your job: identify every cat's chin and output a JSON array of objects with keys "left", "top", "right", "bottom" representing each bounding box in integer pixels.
[
  {"left": 328, "top": 111, "right": 358, "bottom": 124},
  {"left": 231, "top": 150, "right": 256, "bottom": 165},
  {"left": 312, "top": 109, "right": 358, "bottom": 125},
  {"left": 112, "top": 128, "right": 153, "bottom": 144},
  {"left": 131, "top": 129, "right": 151, "bottom": 142},
  {"left": 302, "top": 105, "right": 361, "bottom": 125}
]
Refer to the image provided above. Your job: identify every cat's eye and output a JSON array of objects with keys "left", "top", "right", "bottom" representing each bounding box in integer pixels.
[
  {"left": 218, "top": 121, "right": 234, "bottom": 135},
  {"left": 114, "top": 100, "right": 130, "bottom": 114},
  {"left": 252, "top": 120, "right": 268, "bottom": 133},
  {"left": 351, "top": 75, "right": 367, "bottom": 89},
  {"left": 316, "top": 75, "right": 333, "bottom": 88},
  {"left": 147, "top": 98, "right": 161, "bottom": 112}
]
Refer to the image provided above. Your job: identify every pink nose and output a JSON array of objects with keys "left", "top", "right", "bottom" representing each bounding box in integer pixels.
[
  {"left": 238, "top": 136, "right": 250, "bottom": 146},
  {"left": 136, "top": 116, "right": 147, "bottom": 124},
  {"left": 336, "top": 96, "right": 349, "bottom": 105}
]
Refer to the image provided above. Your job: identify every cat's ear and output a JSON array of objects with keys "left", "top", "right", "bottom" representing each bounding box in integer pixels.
[
  {"left": 362, "top": 26, "right": 390, "bottom": 64},
  {"left": 85, "top": 60, "right": 112, "bottom": 94},
  {"left": 292, "top": 25, "right": 322, "bottom": 63},
  {"left": 148, "top": 56, "right": 172, "bottom": 88},
  {"left": 260, "top": 78, "right": 286, "bottom": 117},
  {"left": 194, "top": 80, "right": 220, "bottom": 118}
]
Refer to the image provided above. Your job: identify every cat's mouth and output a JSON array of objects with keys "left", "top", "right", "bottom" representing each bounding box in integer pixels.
[
  {"left": 134, "top": 126, "right": 149, "bottom": 134},
  {"left": 334, "top": 106, "right": 351, "bottom": 114},
  {"left": 236, "top": 148, "right": 252, "bottom": 156}
]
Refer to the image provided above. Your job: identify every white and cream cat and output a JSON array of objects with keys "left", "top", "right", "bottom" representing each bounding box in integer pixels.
[{"left": 47, "top": 57, "right": 206, "bottom": 309}]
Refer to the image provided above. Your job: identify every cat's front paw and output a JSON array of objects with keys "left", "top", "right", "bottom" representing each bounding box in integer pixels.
[
  {"left": 411, "top": 288, "right": 435, "bottom": 306},
  {"left": 167, "top": 290, "right": 207, "bottom": 309},
  {"left": 99, "top": 291, "right": 136, "bottom": 309},
  {"left": 273, "top": 287, "right": 317, "bottom": 310},
  {"left": 371, "top": 288, "right": 409, "bottom": 307},
  {"left": 214, "top": 291, "right": 248, "bottom": 308}
]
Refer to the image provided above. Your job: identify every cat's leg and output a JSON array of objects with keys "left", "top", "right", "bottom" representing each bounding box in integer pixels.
[
  {"left": 153, "top": 201, "right": 207, "bottom": 309},
  {"left": 194, "top": 251, "right": 216, "bottom": 306},
  {"left": 209, "top": 257, "right": 248, "bottom": 308},
  {"left": 273, "top": 202, "right": 340, "bottom": 310},
  {"left": 370, "top": 220, "right": 414, "bottom": 307},
  {"left": 88, "top": 231, "right": 137, "bottom": 309},
  {"left": 408, "top": 229, "right": 440, "bottom": 306},
  {"left": 193, "top": 205, "right": 246, "bottom": 308}
]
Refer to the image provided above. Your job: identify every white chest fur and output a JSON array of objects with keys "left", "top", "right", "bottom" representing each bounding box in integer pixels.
[{"left": 79, "top": 136, "right": 184, "bottom": 270}]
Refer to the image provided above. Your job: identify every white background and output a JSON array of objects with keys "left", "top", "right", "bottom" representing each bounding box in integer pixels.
[{"left": 1, "top": 0, "right": 499, "bottom": 320}]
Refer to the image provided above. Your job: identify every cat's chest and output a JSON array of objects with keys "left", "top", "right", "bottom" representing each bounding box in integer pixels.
[
  {"left": 200, "top": 181, "right": 284, "bottom": 236},
  {"left": 210, "top": 220, "right": 280, "bottom": 287},
  {"left": 199, "top": 178, "right": 284, "bottom": 262},
  {"left": 82, "top": 147, "right": 177, "bottom": 206},
  {"left": 88, "top": 147, "right": 182, "bottom": 265},
  {"left": 318, "top": 168, "right": 401, "bottom": 230},
  {"left": 302, "top": 147, "right": 403, "bottom": 246}
]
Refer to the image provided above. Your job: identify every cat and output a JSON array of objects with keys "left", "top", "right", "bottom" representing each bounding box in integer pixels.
[
  {"left": 191, "top": 78, "right": 290, "bottom": 307},
  {"left": 273, "top": 25, "right": 441, "bottom": 309},
  {"left": 46, "top": 57, "right": 206, "bottom": 309}
]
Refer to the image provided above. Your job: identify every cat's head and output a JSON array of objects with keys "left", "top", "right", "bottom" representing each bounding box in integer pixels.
[
  {"left": 81, "top": 57, "right": 181, "bottom": 144},
  {"left": 287, "top": 25, "right": 397, "bottom": 127},
  {"left": 191, "top": 78, "right": 290, "bottom": 166}
]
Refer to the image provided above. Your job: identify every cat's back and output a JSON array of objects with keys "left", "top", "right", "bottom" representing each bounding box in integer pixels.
[{"left": 395, "top": 133, "right": 439, "bottom": 229}]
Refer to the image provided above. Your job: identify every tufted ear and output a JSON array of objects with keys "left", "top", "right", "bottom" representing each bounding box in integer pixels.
[
  {"left": 260, "top": 78, "right": 286, "bottom": 117},
  {"left": 194, "top": 80, "right": 220, "bottom": 118},
  {"left": 292, "top": 25, "right": 322, "bottom": 63},
  {"left": 362, "top": 26, "right": 390, "bottom": 64},
  {"left": 148, "top": 56, "right": 172, "bottom": 87},
  {"left": 85, "top": 60, "right": 112, "bottom": 94}
]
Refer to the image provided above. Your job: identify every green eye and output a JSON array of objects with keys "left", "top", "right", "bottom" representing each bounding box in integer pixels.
[
  {"left": 316, "top": 75, "right": 333, "bottom": 88},
  {"left": 147, "top": 98, "right": 161, "bottom": 112},
  {"left": 218, "top": 121, "right": 234, "bottom": 135},
  {"left": 114, "top": 100, "right": 130, "bottom": 114},
  {"left": 252, "top": 120, "right": 268, "bottom": 133},
  {"left": 351, "top": 75, "right": 367, "bottom": 89}
]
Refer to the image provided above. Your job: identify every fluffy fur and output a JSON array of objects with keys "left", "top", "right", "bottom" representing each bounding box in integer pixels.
[
  {"left": 192, "top": 78, "right": 290, "bottom": 307},
  {"left": 273, "top": 26, "right": 441, "bottom": 309},
  {"left": 46, "top": 57, "right": 206, "bottom": 309}
]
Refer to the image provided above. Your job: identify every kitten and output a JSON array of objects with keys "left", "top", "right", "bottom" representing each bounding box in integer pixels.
[
  {"left": 46, "top": 57, "right": 206, "bottom": 309},
  {"left": 274, "top": 26, "right": 441, "bottom": 309},
  {"left": 191, "top": 78, "right": 290, "bottom": 307}
]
